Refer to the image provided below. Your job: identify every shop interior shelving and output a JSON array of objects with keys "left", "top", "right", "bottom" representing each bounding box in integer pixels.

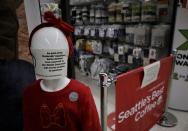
[{"left": 69, "top": 0, "right": 176, "bottom": 77}]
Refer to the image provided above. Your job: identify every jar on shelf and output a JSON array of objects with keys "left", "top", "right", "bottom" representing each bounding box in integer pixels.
[
  {"left": 76, "top": 7, "right": 82, "bottom": 25},
  {"left": 133, "top": 47, "right": 143, "bottom": 59},
  {"left": 118, "top": 26, "right": 126, "bottom": 41},
  {"left": 74, "top": 26, "right": 84, "bottom": 36},
  {"left": 90, "top": 26, "right": 96, "bottom": 37},
  {"left": 121, "top": 1, "right": 132, "bottom": 23},
  {"left": 101, "top": 6, "right": 108, "bottom": 24},
  {"left": 83, "top": 26, "right": 90, "bottom": 36},
  {"left": 141, "top": 0, "right": 158, "bottom": 22},
  {"left": 95, "top": 4, "right": 103, "bottom": 25},
  {"left": 131, "top": 0, "right": 141, "bottom": 22},
  {"left": 71, "top": 7, "right": 77, "bottom": 24},
  {"left": 85, "top": 40, "right": 93, "bottom": 53},
  {"left": 114, "top": 25, "right": 122, "bottom": 39},
  {"left": 82, "top": 6, "right": 89, "bottom": 24},
  {"left": 116, "top": 2, "right": 123, "bottom": 23},
  {"left": 108, "top": 3, "right": 116, "bottom": 23},
  {"left": 90, "top": 5, "right": 95, "bottom": 24},
  {"left": 99, "top": 26, "right": 106, "bottom": 38},
  {"left": 106, "top": 25, "right": 115, "bottom": 39},
  {"left": 125, "top": 25, "right": 135, "bottom": 45}
]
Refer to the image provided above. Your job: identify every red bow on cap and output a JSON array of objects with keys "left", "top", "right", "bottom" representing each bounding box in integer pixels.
[{"left": 29, "top": 11, "right": 74, "bottom": 57}]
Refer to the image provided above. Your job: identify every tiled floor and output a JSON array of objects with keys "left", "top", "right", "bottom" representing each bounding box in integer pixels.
[{"left": 75, "top": 67, "right": 188, "bottom": 131}]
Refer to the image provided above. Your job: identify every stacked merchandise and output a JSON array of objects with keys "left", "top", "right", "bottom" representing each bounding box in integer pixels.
[
  {"left": 71, "top": 0, "right": 169, "bottom": 25},
  {"left": 70, "top": 0, "right": 100, "bottom": 5},
  {"left": 70, "top": 0, "right": 172, "bottom": 79},
  {"left": 74, "top": 24, "right": 170, "bottom": 77},
  {"left": 71, "top": 4, "right": 108, "bottom": 25}
]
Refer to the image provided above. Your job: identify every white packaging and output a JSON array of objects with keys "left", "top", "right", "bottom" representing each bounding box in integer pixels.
[{"left": 149, "top": 48, "right": 157, "bottom": 60}]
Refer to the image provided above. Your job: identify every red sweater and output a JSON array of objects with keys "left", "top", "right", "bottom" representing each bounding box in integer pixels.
[{"left": 23, "top": 79, "right": 101, "bottom": 131}]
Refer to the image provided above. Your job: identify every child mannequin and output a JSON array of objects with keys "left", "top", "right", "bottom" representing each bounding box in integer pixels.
[{"left": 23, "top": 12, "right": 101, "bottom": 131}]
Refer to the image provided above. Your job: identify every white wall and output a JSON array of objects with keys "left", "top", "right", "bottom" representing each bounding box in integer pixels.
[{"left": 24, "top": 0, "right": 42, "bottom": 35}]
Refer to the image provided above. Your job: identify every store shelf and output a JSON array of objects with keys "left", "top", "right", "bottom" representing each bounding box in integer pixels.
[
  {"left": 70, "top": 0, "right": 102, "bottom": 6},
  {"left": 95, "top": 53, "right": 114, "bottom": 59},
  {"left": 75, "top": 35, "right": 120, "bottom": 41},
  {"left": 70, "top": 0, "right": 116, "bottom": 6},
  {"left": 73, "top": 21, "right": 171, "bottom": 27}
]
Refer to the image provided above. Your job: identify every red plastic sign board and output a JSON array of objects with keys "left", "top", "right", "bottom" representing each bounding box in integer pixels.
[
  {"left": 115, "top": 56, "right": 173, "bottom": 131},
  {"left": 107, "top": 112, "right": 116, "bottom": 131}
]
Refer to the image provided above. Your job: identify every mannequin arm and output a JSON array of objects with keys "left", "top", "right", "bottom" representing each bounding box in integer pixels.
[
  {"left": 81, "top": 88, "right": 102, "bottom": 131},
  {"left": 23, "top": 90, "right": 35, "bottom": 131}
]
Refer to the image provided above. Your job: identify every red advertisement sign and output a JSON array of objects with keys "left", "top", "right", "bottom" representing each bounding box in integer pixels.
[{"left": 115, "top": 56, "right": 173, "bottom": 131}]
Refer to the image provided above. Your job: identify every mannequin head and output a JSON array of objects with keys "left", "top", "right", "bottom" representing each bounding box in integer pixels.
[
  {"left": 31, "top": 27, "right": 69, "bottom": 50},
  {"left": 30, "top": 25, "right": 69, "bottom": 80}
]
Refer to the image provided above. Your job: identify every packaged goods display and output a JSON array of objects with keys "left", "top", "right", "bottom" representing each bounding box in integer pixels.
[{"left": 69, "top": 0, "right": 172, "bottom": 78}]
